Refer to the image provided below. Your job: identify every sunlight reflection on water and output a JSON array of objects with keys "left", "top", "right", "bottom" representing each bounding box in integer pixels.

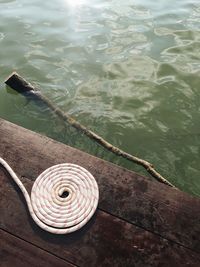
[{"left": 0, "top": 0, "right": 199, "bottom": 197}]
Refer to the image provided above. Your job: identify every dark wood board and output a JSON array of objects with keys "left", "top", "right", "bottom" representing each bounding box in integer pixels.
[
  {"left": 0, "top": 170, "right": 200, "bottom": 267},
  {"left": 0, "top": 229, "right": 76, "bottom": 267},
  {"left": 0, "top": 118, "right": 199, "bottom": 253}
]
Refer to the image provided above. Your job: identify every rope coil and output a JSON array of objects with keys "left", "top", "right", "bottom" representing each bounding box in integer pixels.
[{"left": 0, "top": 157, "right": 99, "bottom": 234}]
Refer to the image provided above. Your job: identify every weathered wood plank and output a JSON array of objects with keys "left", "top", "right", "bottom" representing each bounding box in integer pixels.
[
  {"left": 0, "top": 118, "right": 199, "bottom": 252},
  {"left": 0, "top": 170, "right": 200, "bottom": 267},
  {"left": 0, "top": 229, "right": 76, "bottom": 267}
]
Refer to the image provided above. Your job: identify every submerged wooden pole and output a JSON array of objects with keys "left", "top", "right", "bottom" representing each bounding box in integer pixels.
[{"left": 5, "top": 72, "right": 175, "bottom": 188}]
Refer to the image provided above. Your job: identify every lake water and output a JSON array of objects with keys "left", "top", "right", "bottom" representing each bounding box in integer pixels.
[{"left": 0, "top": 0, "right": 199, "bottom": 197}]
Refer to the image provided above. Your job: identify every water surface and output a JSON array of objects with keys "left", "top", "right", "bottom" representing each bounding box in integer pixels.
[{"left": 0, "top": 0, "right": 199, "bottom": 196}]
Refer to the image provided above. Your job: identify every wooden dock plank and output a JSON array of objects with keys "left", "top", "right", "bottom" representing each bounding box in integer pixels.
[
  {"left": 0, "top": 118, "right": 199, "bottom": 252},
  {"left": 0, "top": 229, "right": 76, "bottom": 267},
  {"left": 0, "top": 171, "right": 200, "bottom": 267}
]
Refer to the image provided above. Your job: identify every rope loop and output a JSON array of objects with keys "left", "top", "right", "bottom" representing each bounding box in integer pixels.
[{"left": 0, "top": 157, "right": 99, "bottom": 234}]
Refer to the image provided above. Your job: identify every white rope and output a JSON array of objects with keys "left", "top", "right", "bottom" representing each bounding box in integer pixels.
[{"left": 0, "top": 157, "right": 99, "bottom": 234}]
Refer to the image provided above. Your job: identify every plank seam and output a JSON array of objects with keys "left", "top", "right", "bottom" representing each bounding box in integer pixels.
[
  {"left": 3, "top": 170, "right": 200, "bottom": 255},
  {"left": 0, "top": 227, "right": 80, "bottom": 267},
  {"left": 99, "top": 207, "right": 200, "bottom": 255}
]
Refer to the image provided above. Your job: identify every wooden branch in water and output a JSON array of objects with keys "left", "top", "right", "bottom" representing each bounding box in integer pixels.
[{"left": 5, "top": 72, "right": 175, "bottom": 188}]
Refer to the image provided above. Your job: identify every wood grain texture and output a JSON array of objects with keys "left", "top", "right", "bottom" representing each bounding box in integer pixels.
[
  {"left": 0, "top": 118, "right": 199, "bottom": 253},
  {"left": 0, "top": 229, "right": 76, "bottom": 267},
  {"left": 1, "top": 118, "right": 200, "bottom": 267},
  {"left": 0, "top": 170, "right": 200, "bottom": 267}
]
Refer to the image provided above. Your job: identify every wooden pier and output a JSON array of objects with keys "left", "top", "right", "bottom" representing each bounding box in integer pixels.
[{"left": 0, "top": 118, "right": 200, "bottom": 267}]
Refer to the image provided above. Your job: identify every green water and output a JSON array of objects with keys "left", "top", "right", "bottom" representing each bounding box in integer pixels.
[{"left": 0, "top": 0, "right": 199, "bottom": 197}]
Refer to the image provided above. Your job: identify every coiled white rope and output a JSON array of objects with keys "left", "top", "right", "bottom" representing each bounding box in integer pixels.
[{"left": 0, "top": 157, "right": 99, "bottom": 234}]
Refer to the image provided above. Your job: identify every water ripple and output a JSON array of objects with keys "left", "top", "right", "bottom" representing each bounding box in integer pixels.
[{"left": 0, "top": 0, "right": 199, "bottom": 196}]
